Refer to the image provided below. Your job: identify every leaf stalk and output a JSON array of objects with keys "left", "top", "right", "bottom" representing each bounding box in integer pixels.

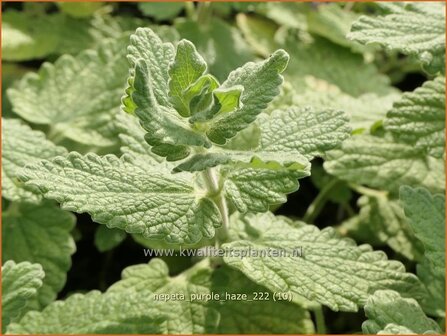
[
  {"left": 303, "top": 179, "right": 339, "bottom": 223},
  {"left": 202, "top": 168, "right": 229, "bottom": 244}
]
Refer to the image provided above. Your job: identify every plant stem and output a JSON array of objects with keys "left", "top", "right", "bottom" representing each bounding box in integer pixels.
[
  {"left": 350, "top": 184, "right": 388, "bottom": 198},
  {"left": 99, "top": 249, "right": 114, "bottom": 291},
  {"left": 196, "top": 2, "right": 212, "bottom": 25},
  {"left": 215, "top": 193, "right": 229, "bottom": 243},
  {"left": 313, "top": 306, "right": 327, "bottom": 334},
  {"left": 303, "top": 179, "right": 338, "bottom": 223},
  {"left": 343, "top": 202, "right": 355, "bottom": 217},
  {"left": 202, "top": 168, "right": 229, "bottom": 244},
  {"left": 184, "top": 1, "right": 196, "bottom": 21}
]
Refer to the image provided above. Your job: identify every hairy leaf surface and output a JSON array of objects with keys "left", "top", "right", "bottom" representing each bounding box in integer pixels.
[
  {"left": 206, "top": 50, "right": 289, "bottom": 144},
  {"left": 8, "top": 37, "right": 129, "bottom": 146},
  {"left": 400, "top": 186, "right": 445, "bottom": 277},
  {"left": 223, "top": 164, "right": 308, "bottom": 213},
  {"left": 176, "top": 18, "right": 255, "bottom": 81},
  {"left": 109, "top": 258, "right": 314, "bottom": 333},
  {"left": 258, "top": 107, "right": 351, "bottom": 159},
  {"left": 324, "top": 135, "right": 445, "bottom": 194},
  {"left": 2, "top": 201, "right": 76, "bottom": 309},
  {"left": 168, "top": 39, "right": 207, "bottom": 116},
  {"left": 362, "top": 290, "right": 442, "bottom": 334},
  {"left": 123, "top": 28, "right": 209, "bottom": 160},
  {"left": 131, "top": 59, "right": 210, "bottom": 160},
  {"left": 417, "top": 261, "right": 445, "bottom": 318},
  {"left": 385, "top": 77, "right": 445, "bottom": 158},
  {"left": 2, "top": 261, "right": 44, "bottom": 331},
  {"left": 175, "top": 105, "right": 351, "bottom": 172},
  {"left": 349, "top": 2, "right": 446, "bottom": 73},
  {"left": 20, "top": 153, "right": 220, "bottom": 244},
  {"left": 2, "top": 118, "right": 67, "bottom": 203},
  {"left": 115, "top": 112, "right": 165, "bottom": 167},
  {"left": 223, "top": 213, "right": 422, "bottom": 312},
  {"left": 7, "top": 290, "right": 166, "bottom": 334},
  {"left": 293, "top": 90, "right": 400, "bottom": 132},
  {"left": 349, "top": 194, "right": 423, "bottom": 260}
]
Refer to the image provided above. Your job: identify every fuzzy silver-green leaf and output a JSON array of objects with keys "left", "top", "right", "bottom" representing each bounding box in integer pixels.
[
  {"left": 223, "top": 212, "right": 423, "bottom": 312},
  {"left": 19, "top": 153, "right": 220, "bottom": 244}
]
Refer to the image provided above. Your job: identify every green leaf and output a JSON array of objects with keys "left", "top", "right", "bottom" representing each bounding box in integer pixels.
[
  {"left": 306, "top": 4, "right": 364, "bottom": 52},
  {"left": 19, "top": 152, "right": 221, "bottom": 244},
  {"left": 223, "top": 122, "right": 261, "bottom": 151},
  {"left": 124, "top": 28, "right": 296, "bottom": 164},
  {"left": 183, "top": 75, "right": 219, "bottom": 115},
  {"left": 173, "top": 149, "right": 310, "bottom": 173},
  {"left": 138, "top": 2, "right": 184, "bottom": 21},
  {"left": 206, "top": 49, "right": 289, "bottom": 144},
  {"left": 115, "top": 112, "right": 165, "bottom": 167},
  {"left": 353, "top": 194, "right": 423, "bottom": 260},
  {"left": 57, "top": 2, "right": 104, "bottom": 18},
  {"left": 258, "top": 107, "right": 351, "bottom": 159},
  {"left": 2, "top": 201, "right": 76, "bottom": 309},
  {"left": 2, "top": 10, "right": 96, "bottom": 61},
  {"left": 168, "top": 39, "right": 207, "bottom": 116},
  {"left": 212, "top": 266, "right": 315, "bottom": 334},
  {"left": 399, "top": 186, "right": 445, "bottom": 277},
  {"left": 7, "top": 289, "right": 166, "bottom": 334},
  {"left": 257, "top": 2, "right": 308, "bottom": 30},
  {"left": 8, "top": 37, "right": 129, "bottom": 146},
  {"left": 94, "top": 226, "right": 127, "bottom": 253},
  {"left": 223, "top": 212, "right": 423, "bottom": 312},
  {"left": 362, "top": 290, "right": 442, "bottom": 334},
  {"left": 173, "top": 153, "right": 232, "bottom": 173},
  {"left": 124, "top": 28, "right": 175, "bottom": 111},
  {"left": 212, "top": 85, "right": 244, "bottom": 115},
  {"left": 176, "top": 105, "right": 350, "bottom": 173},
  {"left": 174, "top": 153, "right": 308, "bottom": 214},
  {"left": 324, "top": 134, "right": 445, "bottom": 194},
  {"left": 2, "top": 261, "right": 44, "bottom": 331},
  {"left": 109, "top": 258, "right": 314, "bottom": 333},
  {"left": 131, "top": 59, "right": 211, "bottom": 160},
  {"left": 337, "top": 216, "right": 383, "bottom": 248},
  {"left": 175, "top": 106, "right": 349, "bottom": 212},
  {"left": 108, "top": 258, "right": 219, "bottom": 333},
  {"left": 281, "top": 34, "right": 394, "bottom": 97},
  {"left": 123, "top": 28, "right": 210, "bottom": 161},
  {"left": 116, "top": 107, "right": 310, "bottom": 219},
  {"left": 91, "top": 14, "right": 179, "bottom": 43},
  {"left": 292, "top": 90, "right": 400, "bottom": 132},
  {"left": 238, "top": 20, "right": 396, "bottom": 97},
  {"left": 2, "top": 118, "right": 67, "bottom": 203},
  {"left": 348, "top": 2, "right": 446, "bottom": 74},
  {"left": 175, "top": 18, "right": 255, "bottom": 81},
  {"left": 2, "top": 64, "right": 30, "bottom": 119},
  {"left": 417, "top": 261, "right": 445, "bottom": 318},
  {"left": 236, "top": 13, "right": 279, "bottom": 57},
  {"left": 385, "top": 77, "right": 445, "bottom": 158},
  {"left": 2, "top": 10, "right": 59, "bottom": 61},
  {"left": 222, "top": 163, "right": 307, "bottom": 213}
]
